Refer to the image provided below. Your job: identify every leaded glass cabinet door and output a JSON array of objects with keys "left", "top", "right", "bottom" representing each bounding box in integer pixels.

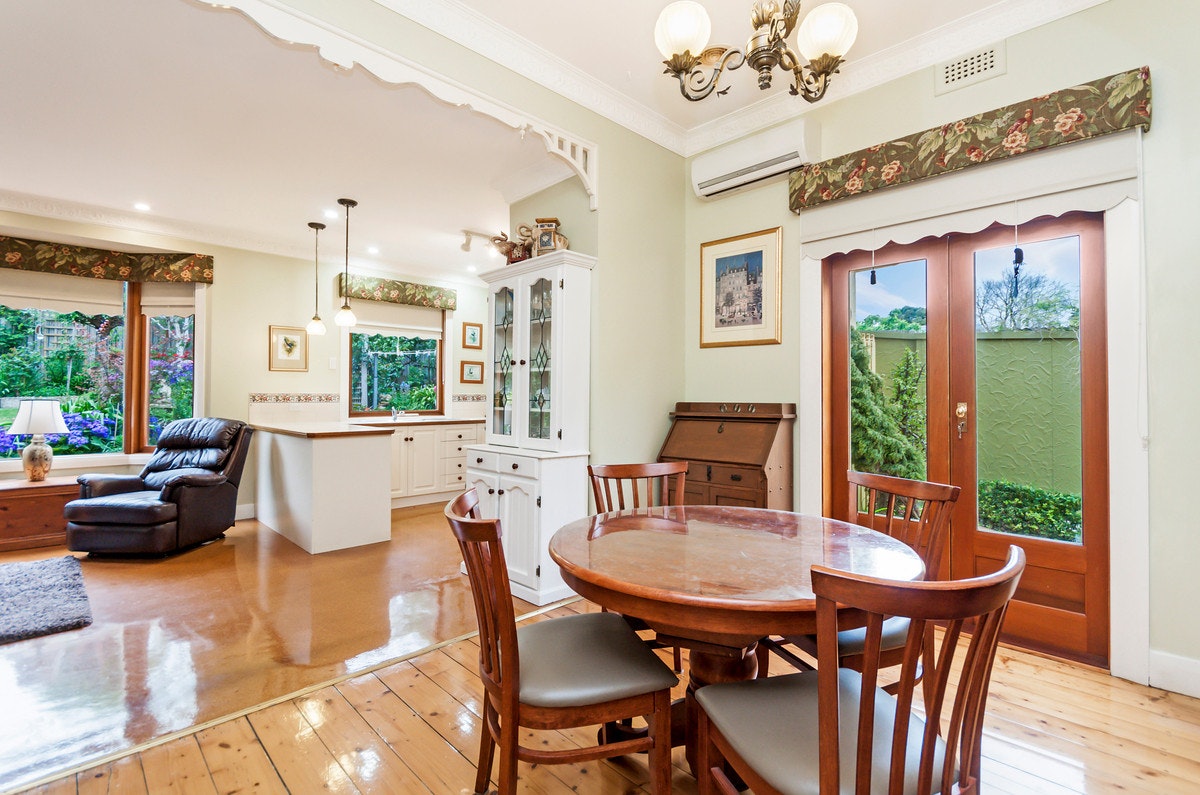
[
  {"left": 492, "top": 285, "right": 515, "bottom": 443},
  {"left": 526, "top": 277, "right": 553, "bottom": 443}
]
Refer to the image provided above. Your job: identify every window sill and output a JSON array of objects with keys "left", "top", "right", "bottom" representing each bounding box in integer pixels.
[{"left": 0, "top": 451, "right": 151, "bottom": 478}]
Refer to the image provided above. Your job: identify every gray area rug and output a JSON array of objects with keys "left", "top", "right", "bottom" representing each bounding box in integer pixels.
[{"left": 0, "top": 556, "right": 93, "bottom": 644}]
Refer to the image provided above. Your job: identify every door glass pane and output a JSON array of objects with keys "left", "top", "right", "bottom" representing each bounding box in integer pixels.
[
  {"left": 527, "top": 277, "right": 552, "bottom": 440},
  {"left": 974, "top": 236, "right": 1083, "bottom": 544},
  {"left": 493, "top": 286, "right": 514, "bottom": 437},
  {"left": 847, "top": 259, "right": 928, "bottom": 485}
]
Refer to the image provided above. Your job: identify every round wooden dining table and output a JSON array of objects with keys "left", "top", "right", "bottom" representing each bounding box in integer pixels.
[{"left": 548, "top": 504, "right": 925, "bottom": 770}]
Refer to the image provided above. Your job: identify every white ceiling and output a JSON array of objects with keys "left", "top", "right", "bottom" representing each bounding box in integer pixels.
[{"left": 0, "top": 0, "right": 1106, "bottom": 282}]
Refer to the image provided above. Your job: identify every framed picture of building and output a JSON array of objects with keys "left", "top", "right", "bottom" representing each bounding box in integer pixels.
[{"left": 699, "top": 227, "right": 782, "bottom": 347}]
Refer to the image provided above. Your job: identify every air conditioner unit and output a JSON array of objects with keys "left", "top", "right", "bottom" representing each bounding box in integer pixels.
[{"left": 691, "top": 118, "right": 819, "bottom": 198}]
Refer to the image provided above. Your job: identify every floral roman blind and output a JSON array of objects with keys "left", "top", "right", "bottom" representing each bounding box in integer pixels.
[
  {"left": 0, "top": 234, "right": 213, "bottom": 283},
  {"left": 789, "top": 66, "right": 1151, "bottom": 212},
  {"left": 340, "top": 274, "right": 457, "bottom": 311}
]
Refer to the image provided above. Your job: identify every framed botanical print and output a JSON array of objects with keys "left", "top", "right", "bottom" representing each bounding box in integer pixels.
[
  {"left": 462, "top": 321, "right": 483, "bottom": 349},
  {"left": 460, "top": 360, "right": 484, "bottom": 384},
  {"left": 699, "top": 227, "right": 782, "bottom": 347},
  {"left": 268, "top": 325, "right": 308, "bottom": 371}
]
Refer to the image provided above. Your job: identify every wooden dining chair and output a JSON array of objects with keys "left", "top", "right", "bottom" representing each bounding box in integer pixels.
[
  {"left": 757, "top": 470, "right": 961, "bottom": 686},
  {"left": 588, "top": 461, "right": 689, "bottom": 511},
  {"left": 697, "top": 545, "right": 1025, "bottom": 795},
  {"left": 445, "top": 489, "right": 677, "bottom": 795},
  {"left": 588, "top": 461, "right": 689, "bottom": 671}
]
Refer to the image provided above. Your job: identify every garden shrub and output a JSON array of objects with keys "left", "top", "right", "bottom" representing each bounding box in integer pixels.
[{"left": 977, "top": 479, "right": 1081, "bottom": 543}]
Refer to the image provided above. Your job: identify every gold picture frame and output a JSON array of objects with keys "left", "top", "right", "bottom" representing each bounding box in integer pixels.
[
  {"left": 268, "top": 325, "right": 308, "bottom": 371},
  {"left": 462, "top": 321, "right": 483, "bottom": 349},
  {"left": 699, "top": 227, "right": 782, "bottom": 347},
  {"left": 460, "top": 360, "right": 484, "bottom": 384}
]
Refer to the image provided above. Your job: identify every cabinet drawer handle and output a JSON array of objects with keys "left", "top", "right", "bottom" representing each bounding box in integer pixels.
[
  {"left": 511, "top": 463, "right": 519, "bottom": 471},
  {"left": 488, "top": 488, "right": 495, "bottom": 494},
  {"left": 730, "top": 474, "right": 742, "bottom": 482},
  {"left": 497, "top": 488, "right": 505, "bottom": 495},
  {"left": 456, "top": 433, "right": 463, "bottom": 439},
  {"left": 519, "top": 359, "right": 527, "bottom": 365},
  {"left": 476, "top": 457, "right": 484, "bottom": 463}
]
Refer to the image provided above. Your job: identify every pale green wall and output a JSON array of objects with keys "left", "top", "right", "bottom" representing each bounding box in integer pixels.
[{"left": 682, "top": 0, "right": 1199, "bottom": 663}]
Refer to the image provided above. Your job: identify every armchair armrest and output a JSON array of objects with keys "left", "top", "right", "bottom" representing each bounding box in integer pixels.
[
  {"left": 77, "top": 473, "right": 147, "bottom": 498},
  {"left": 159, "top": 472, "right": 228, "bottom": 502}
]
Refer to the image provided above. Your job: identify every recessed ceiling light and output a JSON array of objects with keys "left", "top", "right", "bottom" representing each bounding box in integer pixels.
[
  {"left": 133, "top": 202, "right": 151, "bottom": 212},
  {"left": 367, "top": 246, "right": 380, "bottom": 255},
  {"left": 323, "top": 209, "right": 338, "bottom": 220},
  {"left": 467, "top": 265, "right": 477, "bottom": 273}
]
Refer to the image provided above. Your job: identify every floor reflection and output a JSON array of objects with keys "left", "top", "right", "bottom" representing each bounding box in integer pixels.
[{"left": 0, "top": 503, "right": 507, "bottom": 792}]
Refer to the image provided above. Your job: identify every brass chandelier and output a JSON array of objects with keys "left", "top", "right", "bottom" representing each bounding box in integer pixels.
[{"left": 654, "top": 0, "right": 858, "bottom": 103}]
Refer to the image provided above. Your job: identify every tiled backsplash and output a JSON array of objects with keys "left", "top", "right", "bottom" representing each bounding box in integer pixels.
[{"left": 247, "top": 392, "right": 486, "bottom": 425}]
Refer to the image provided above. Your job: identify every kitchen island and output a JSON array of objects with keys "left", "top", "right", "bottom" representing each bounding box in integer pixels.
[{"left": 252, "top": 421, "right": 394, "bottom": 553}]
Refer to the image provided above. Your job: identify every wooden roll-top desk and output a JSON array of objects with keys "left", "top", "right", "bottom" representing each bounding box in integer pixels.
[{"left": 657, "top": 401, "right": 795, "bottom": 510}]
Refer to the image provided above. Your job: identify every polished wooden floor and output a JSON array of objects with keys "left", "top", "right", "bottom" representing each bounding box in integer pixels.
[{"left": 4, "top": 506, "right": 1200, "bottom": 793}]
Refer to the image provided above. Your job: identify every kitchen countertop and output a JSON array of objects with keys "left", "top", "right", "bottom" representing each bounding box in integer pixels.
[{"left": 252, "top": 417, "right": 484, "bottom": 437}]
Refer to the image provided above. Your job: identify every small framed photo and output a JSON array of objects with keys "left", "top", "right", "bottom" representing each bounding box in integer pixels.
[
  {"left": 268, "top": 325, "right": 308, "bottom": 371},
  {"left": 462, "top": 321, "right": 483, "bottom": 349},
  {"left": 460, "top": 360, "right": 484, "bottom": 384},
  {"left": 700, "top": 227, "right": 782, "bottom": 347}
]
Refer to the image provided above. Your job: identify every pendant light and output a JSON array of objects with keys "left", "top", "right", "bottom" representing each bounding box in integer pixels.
[
  {"left": 305, "top": 221, "right": 327, "bottom": 336},
  {"left": 333, "top": 197, "right": 358, "bottom": 328}
]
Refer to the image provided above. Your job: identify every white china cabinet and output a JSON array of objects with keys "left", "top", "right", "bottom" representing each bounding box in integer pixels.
[{"left": 467, "top": 250, "right": 593, "bottom": 605}]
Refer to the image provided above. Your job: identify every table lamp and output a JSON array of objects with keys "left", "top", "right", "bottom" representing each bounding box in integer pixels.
[{"left": 6, "top": 399, "right": 69, "bottom": 482}]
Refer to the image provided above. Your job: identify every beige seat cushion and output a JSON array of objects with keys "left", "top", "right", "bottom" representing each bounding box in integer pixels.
[
  {"left": 835, "top": 615, "right": 911, "bottom": 656},
  {"left": 696, "top": 669, "right": 947, "bottom": 795},
  {"left": 517, "top": 612, "right": 678, "bottom": 708}
]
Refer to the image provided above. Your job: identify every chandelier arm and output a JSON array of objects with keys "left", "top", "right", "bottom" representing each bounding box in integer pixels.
[
  {"left": 672, "top": 47, "right": 747, "bottom": 102},
  {"left": 790, "top": 53, "right": 844, "bottom": 103}
]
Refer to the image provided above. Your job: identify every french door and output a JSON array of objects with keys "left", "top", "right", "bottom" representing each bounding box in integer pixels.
[{"left": 825, "top": 212, "right": 1110, "bottom": 665}]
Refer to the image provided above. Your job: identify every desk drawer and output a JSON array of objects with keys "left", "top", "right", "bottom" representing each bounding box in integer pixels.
[{"left": 707, "top": 464, "right": 762, "bottom": 489}]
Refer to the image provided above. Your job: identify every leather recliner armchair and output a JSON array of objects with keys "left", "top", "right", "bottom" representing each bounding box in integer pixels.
[{"left": 64, "top": 417, "right": 254, "bottom": 555}]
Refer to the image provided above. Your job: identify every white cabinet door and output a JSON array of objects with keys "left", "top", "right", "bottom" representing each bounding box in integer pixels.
[
  {"left": 466, "top": 468, "right": 499, "bottom": 519},
  {"left": 497, "top": 474, "right": 539, "bottom": 591},
  {"left": 389, "top": 430, "right": 404, "bottom": 493},
  {"left": 403, "top": 426, "right": 440, "bottom": 495}
]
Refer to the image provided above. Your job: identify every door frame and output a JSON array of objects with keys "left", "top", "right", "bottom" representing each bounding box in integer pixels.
[{"left": 798, "top": 195, "right": 1149, "bottom": 684}]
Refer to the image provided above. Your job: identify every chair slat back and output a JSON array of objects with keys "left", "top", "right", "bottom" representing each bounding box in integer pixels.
[
  {"left": 588, "top": 462, "right": 688, "bottom": 511},
  {"left": 847, "top": 470, "right": 961, "bottom": 578},
  {"left": 812, "top": 545, "right": 1025, "bottom": 795},
  {"left": 445, "top": 489, "right": 518, "bottom": 710}
]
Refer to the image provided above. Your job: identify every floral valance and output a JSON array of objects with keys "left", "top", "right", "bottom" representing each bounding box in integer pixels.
[
  {"left": 340, "top": 274, "right": 457, "bottom": 311},
  {"left": 789, "top": 66, "right": 1151, "bottom": 212},
  {"left": 0, "top": 234, "right": 213, "bottom": 283}
]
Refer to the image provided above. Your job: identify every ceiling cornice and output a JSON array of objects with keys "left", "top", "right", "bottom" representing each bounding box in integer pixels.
[
  {"left": 372, "top": 0, "right": 690, "bottom": 154},
  {"left": 378, "top": 0, "right": 1111, "bottom": 157}
]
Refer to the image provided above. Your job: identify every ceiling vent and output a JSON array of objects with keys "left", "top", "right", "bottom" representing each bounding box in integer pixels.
[
  {"left": 691, "top": 118, "right": 819, "bottom": 198},
  {"left": 935, "top": 43, "right": 1006, "bottom": 95}
]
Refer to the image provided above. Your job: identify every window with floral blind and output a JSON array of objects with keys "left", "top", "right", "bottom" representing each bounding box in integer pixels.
[{"left": 0, "top": 269, "right": 197, "bottom": 456}]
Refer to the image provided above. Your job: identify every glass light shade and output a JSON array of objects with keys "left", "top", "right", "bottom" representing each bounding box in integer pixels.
[
  {"left": 334, "top": 303, "right": 357, "bottom": 327},
  {"left": 306, "top": 315, "right": 327, "bottom": 335},
  {"left": 8, "top": 399, "right": 68, "bottom": 435},
  {"left": 795, "top": 2, "right": 858, "bottom": 60},
  {"left": 655, "top": 1, "right": 711, "bottom": 58}
]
